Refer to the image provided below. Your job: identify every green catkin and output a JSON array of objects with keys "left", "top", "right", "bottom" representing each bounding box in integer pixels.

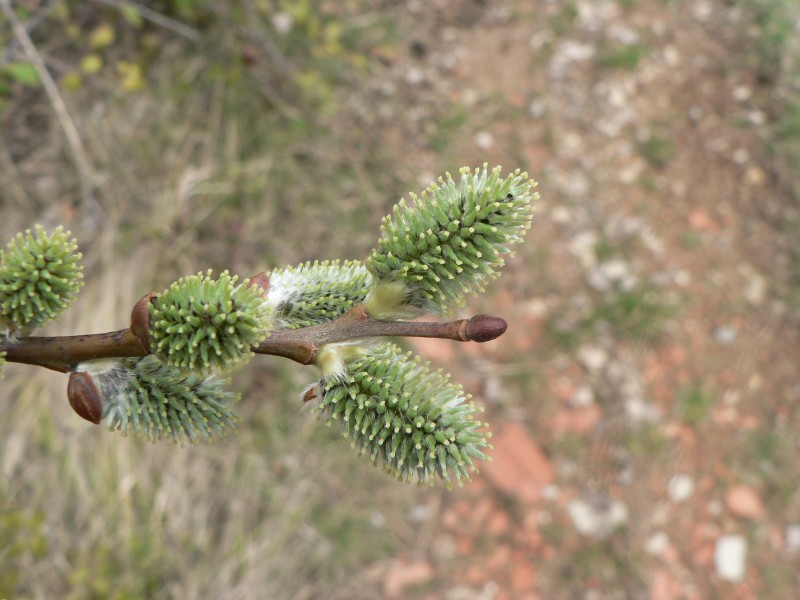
[
  {"left": 365, "top": 165, "right": 537, "bottom": 318},
  {"left": 268, "top": 260, "right": 372, "bottom": 329},
  {"left": 81, "top": 356, "right": 239, "bottom": 444},
  {"left": 148, "top": 270, "right": 273, "bottom": 373},
  {"left": 0, "top": 225, "right": 83, "bottom": 334},
  {"left": 311, "top": 342, "right": 491, "bottom": 487}
]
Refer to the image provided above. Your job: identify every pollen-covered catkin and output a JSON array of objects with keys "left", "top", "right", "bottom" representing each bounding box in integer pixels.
[
  {"left": 79, "top": 356, "right": 239, "bottom": 444},
  {"left": 311, "top": 342, "right": 491, "bottom": 487},
  {"left": 0, "top": 225, "right": 83, "bottom": 334},
  {"left": 365, "top": 165, "right": 537, "bottom": 318},
  {"left": 148, "top": 270, "right": 273, "bottom": 373},
  {"left": 268, "top": 260, "right": 372, "bottom": 329}
]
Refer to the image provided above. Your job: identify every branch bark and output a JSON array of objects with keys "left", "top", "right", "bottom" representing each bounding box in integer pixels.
[{"left": 0, "top": 304, "right": 506, "bottom": 373}]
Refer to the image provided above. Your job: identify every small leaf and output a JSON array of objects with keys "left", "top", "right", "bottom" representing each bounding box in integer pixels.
[
  {"left": 118, "top": 3, "right": 144, "bottom": 28},
  {"left": 80, "top": 54, "right": 103, "bottom": 75},
  {"left": 89, "top": 23, "right": 116, "bottom": 50},
  {"left": 61, "top": 72, "right": 82, "bottom": 91},
  {"left": 117, "top": 61, "right": 145, "bottom": 92},
  {"left": 5, "top": 63, "right": 40, "bottom": 87}
]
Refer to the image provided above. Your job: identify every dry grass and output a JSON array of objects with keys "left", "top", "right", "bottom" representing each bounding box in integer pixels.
[{"left": 0, "top": 3, "right": 418, "bottom": 598}]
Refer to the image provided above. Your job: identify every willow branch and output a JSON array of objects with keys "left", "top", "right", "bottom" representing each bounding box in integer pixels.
[{"left": 0, "top": 304, "right": 506, "bottom": 373}]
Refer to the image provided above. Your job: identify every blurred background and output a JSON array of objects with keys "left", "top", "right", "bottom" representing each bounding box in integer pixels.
[{"left": 1, "top": 0, "right": 799, "bottom": 598}]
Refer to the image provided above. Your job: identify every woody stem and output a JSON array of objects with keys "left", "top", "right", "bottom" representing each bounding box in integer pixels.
[{"left": 0, "top": 304, "right": 506, "bottom": 373}]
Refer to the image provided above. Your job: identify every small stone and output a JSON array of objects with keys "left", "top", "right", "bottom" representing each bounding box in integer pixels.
[
  {"left": 663, "top": 45, "right": 679, "bottom": 66},
  {"left": 475, "top": 131, "right": 495, "bottom": 150},
  {"left": 549, "top": 40, "right": 596, "bottom": 78},
  {"left": 578, "top": 345, "right": 608, "bottom": 372},
  {"left": 408, "top": 504, "right": 432, "bottom": 523},
  {"left": 739, "top": 265, "right": 767, "bottom": 305},
  {"left": 714, "top": 534, "right": 747, "bottom": 582},
  {"left": 714, "top": 325, "right": 738, "bottom": 345},
  {"left": 567, "top": 497, "right": 629, "bottom": 538},
  {"left": 668, "top": 474, "right": 694, "bottom": 503},
  {"left": 405, "top": 67, "right": 425, "bottom": 85},
  {"left": 572, "top": 386, "right": 594, "bottom": 407},
  {"left": 673, "top": 269, "right": 690, "bottom": 287},
  {"left": 650, "top": 568, "right": 683, "bottom": 600},
  {"left": 481, "top": 422, "right": 554, "bottom": 503},
  {"left": 529, "top": 100, "right": 546, "bottom": 118},
  {"left": 569, "top": 231, "right": 599, "bottom": 269},
  {"left": 511, "top": 554, "right": 537, "bottom": 593},
  {"left": 550, "top": 206, "right": 571, "bottom": 224},
  {"left": 725, "top": 485, "right": 765, "bottom": 519},
  {"left": 732, "top": 148, "right": 749, "bottom": 164},
  {"left": 645, "top": 531, "right": 670, "bottom": 555},
  {"left": 618, "top": 158, "right": 645, "bottom": 184},
  {"left": 486, "top": 509, "right": 510, "bottom": 536},
  {"left": 707, "top": 500, "right": 723, "bottom": 516},
  {"left": 271, "top": 12, "right": 294, "bottom": 35},
  {"left": 384, "top": 560, "right": 435, "bottom": 598},
  {"left": 588, "top": 259, "right": 632, "bottom": 292},
  {"left": 785, "top": 525, "right": 800, "bottom": 552},
  {"left": 733, "top": 85, "right": 752, "bottom": 101},
  {"left": 748, "top": 111, "right": 766, "bottom": 126}
]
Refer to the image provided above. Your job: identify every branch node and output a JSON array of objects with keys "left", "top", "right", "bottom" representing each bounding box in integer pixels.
[{"left": 130, "top": 292, "right": 156, "bottom": 352}]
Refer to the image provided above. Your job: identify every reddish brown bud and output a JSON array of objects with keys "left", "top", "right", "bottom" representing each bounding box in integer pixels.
[
  {"left": 68, "top": 371, "right": 103, "bottom": 424},
  {"left": 302, "top": 385, "right": 319, "bottom": 403},
  {"left": 130, "top": 292, "right": 156, "bottom": 352},
  {"left": 247, "top": 272, "right": 270, "bottom": 298},
  {"left": 464, "top": 314, "right": 507, "bottom": 343}
]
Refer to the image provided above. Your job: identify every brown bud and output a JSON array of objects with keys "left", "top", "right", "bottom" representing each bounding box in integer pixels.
[
  {"left": 130, "top": 292, "right": 156, "bottom": 352},
  {"left": 302, "top": 385, "right": 319, "bottom": 403},
  {"left": 465, "top": 314, "right": 507, "bottom": 343},
  {"left": 68, "top": 371, "right": 103, "bottom": 424},
  {"left": 247, "top": 272, "right": 270, "bottom": 298}
]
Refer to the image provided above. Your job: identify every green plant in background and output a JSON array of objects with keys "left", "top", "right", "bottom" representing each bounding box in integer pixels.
[
  {"left": 0, "top": 165, "right": 538, "bottom": 487},
  {"left": 679, "top": 384, "right": 715, "bottom": 426},
  {"left": 598, "top": 44, "right": 647, "bottom": 70}
]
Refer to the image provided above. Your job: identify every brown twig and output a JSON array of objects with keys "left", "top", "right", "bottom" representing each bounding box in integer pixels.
[{"left": 0, "top": 304, "right": 506, "bottom": 373}]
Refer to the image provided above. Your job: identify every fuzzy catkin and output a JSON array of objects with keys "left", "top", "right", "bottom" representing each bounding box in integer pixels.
[
  {"left": 268, "top": 260, "right": 372, "bottom": 329},
  {"left": 0, "top": 225, "right": 83, "bottom": 334},
  {"left": 312, "top": 342, "right": 491, "bottom": 487},
  {"left": 81, "top": 356, "right": 239, "bottom": 444},
  {"left": 148, "top": 270, "right": 272, "bottom": 373},
  {"left": 365, "top": 165, "right": 537, "bottom": 318}
]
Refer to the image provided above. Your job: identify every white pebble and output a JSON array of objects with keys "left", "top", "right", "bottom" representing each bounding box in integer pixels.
[
  {"left": 668, "top": 474, "right": 694, "bottom": 502},
  {"left": 645, "top": 531, "right": 669, "bottom": 555},
  {"left": 785, "top": 525, "right": 800, "bottom": 552},
  {"left": 715, "top": 534, "right": 747, "bottom": 582}
]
